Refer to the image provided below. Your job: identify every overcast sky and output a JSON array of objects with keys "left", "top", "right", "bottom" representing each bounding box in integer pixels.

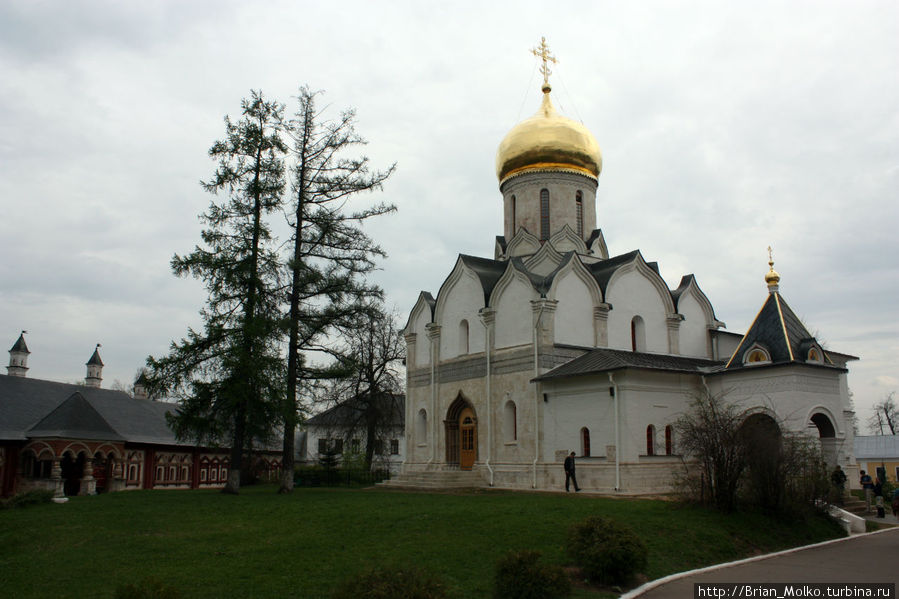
[{"left": 1, "top": 1, "right": 896, "bottom": 430}]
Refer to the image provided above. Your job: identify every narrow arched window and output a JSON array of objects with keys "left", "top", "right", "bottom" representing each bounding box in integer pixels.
[
  {"left": 540, "top": 189, "right": 550, "bottom": 240},
  {"left": 665, "top": 425, "right": 674, "bottom": 455},
  {"left": 575, "top": 191, "right": 583, "bottom": 238},
  {"left": 417, "top": 409, "right": 428, "bottom": 444},
  {"left": 631, "top": 316, "right": 646, "bottom": 352},
  {"left": 646, "top": 425, "right": 656, "bottom": 456},
  {"left": 459, "top": 319, "right": 469, "bottom": 355},
  {"left": 581, "top": 427, "right": 591, "bottom": 457},
  {"left": 511, "top": 195, "right": 517, "bottom": 234},
  {"left": 503, "top": 400, "right": 517, "bottom": 442}
]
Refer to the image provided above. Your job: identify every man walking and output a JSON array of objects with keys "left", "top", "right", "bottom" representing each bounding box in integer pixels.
[
  {"left": 860, "top": 470, "right": 874, "bottom": 512},
  {"left": 564, "top": 451, "right": 581, "bottom": 492}
]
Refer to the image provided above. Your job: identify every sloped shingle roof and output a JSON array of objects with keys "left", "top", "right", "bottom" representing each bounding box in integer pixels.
[{"left": 534, "top": 347, "right": 723, "bottom": 381}]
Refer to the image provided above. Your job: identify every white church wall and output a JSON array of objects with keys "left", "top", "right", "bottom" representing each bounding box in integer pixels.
[
  {"left": 493, "top": 275, "right": 537, "bottom": 349},
  {"left": 412, "top": 310, "right": 431, "bottom": 367},
  {"left": 606, "top": 269, "right": 670, "bottom": 353},
  {"left": 542, "top": 378, "right": 615, "bottom": 463},
  {"left": 552, "top": 270, "right": 595, "bottom": 348},
  {"left": 678, "top": 291, "right": 712, "bottom": 358},
  {"left": 436, "top": 269, "right": 486, "bottom": 359}
]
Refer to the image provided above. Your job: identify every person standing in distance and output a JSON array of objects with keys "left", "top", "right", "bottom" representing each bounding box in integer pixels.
[{"left": 564, "top": 451, "right": 581, "bottom": 492}]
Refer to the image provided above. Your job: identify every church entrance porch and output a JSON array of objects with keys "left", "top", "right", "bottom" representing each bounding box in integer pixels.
[{"left": 445, "top": 396, "right": 477, "bottom": 470}]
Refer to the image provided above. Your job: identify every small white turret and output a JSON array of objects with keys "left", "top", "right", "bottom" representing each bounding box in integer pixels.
[
  {"left": 7, "top": 331, "right": 30, "bottom": 377},
  {"left": 85, "top": 344, "right": 103, "bottom": 388},
  {"left": 133, "top": 370, "right": 149, "bottom": 400}
]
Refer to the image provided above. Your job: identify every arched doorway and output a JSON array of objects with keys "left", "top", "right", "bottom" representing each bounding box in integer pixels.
[
  {"left": 61, "top": 451, "right": 85, "bottom": 496},
  {"left": 445, "top": 395, "right": 477, "bottom": 469},
  {"left": 739, "top": 413, "right": 782, "bottom": 511},
  {"left": 809, "top": 411, "right": 838, "bottom": 467}
]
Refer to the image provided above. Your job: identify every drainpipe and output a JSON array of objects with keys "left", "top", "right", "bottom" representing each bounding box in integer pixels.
[
  {"left": 483, "top": 311, "right": 494, "bottom": 486},
  {"left": 533, "top": 302, "right": 546, "bottom": 488},
  {"left": 608, "top": 373, "right": 620, "bottom": 491},
  {"left": 427, "top": 333, "right": 436, "bottom": 467}
]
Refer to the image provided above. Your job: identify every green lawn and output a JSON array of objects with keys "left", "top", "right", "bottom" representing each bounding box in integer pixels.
[{"left": 0, "top": 485, "right": 844, "bottom": 598}]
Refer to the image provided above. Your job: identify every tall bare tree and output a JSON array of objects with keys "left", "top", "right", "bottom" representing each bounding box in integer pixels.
[
  {"left": 867, "top": 392, "right": 897, "bottom": 435},
  {"left": 278, "top": 87, "right": 395, "bottom": 493}
]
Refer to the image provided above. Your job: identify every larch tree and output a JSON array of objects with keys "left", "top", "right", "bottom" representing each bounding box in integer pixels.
[
  {"left": 147, "top": 91, "right": 287, "bottom": 494},
  {"left": 278, "top": 87, "right": 395, "bottom": 493}
]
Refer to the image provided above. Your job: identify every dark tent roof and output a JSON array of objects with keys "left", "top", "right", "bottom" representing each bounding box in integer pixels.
[
  {"left": 725, "top": 291, "right": 841, "bottom": 370},
  {"left": 307, "top": 393, "right": 405, "bottom": 429},
  {"left": 9, "top": 333, "right": 29, "bottom": 354}
]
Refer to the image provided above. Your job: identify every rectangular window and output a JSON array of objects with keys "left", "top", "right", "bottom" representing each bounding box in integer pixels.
[
  {"left": 334, "top": 439, "right": 344, "bottom": 454},
  {"left": 318, "top": 438, "right": 328, "bottom": 453},
  {"left": 373, "top": 439, "right": 384, "bottom": 454},
  {"left": 351, "top": 438, "right": 360, "bottom": 453},
  {"left": 390, "top": 439, "right": 399, "bottom": 455},
  {"left": 540, "top": 189, "right": 550, "bottom": 240}
]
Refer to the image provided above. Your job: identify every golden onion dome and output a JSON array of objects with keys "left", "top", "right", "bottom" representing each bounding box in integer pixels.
[
  {"left": 496, "top": 85, "right": 602, "bottom": 184},
  {"left": 765, "top": 249, "right": 781, "bottom": 288}
]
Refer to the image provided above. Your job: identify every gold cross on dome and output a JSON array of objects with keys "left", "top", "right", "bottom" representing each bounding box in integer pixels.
[
  {"left": 767, "top": 245, "right": 774, "bottom": 266},
  {"left": 531, "top": 36, "right": 557, "bottom": 88}
]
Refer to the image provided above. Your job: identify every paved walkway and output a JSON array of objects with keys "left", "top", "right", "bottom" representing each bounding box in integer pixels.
[{"left": 626, "top": 526, "right": 899, "bottom": 598}]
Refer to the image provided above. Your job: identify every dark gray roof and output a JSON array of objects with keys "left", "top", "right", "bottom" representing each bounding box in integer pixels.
[
  {"left": 854, "top": 435, "right": 899, "bottom": 459},
  {"left": 0, "top": 374, "right": 183, "bottom": 445},
  {"left": 459, "top": 255, "right": 506, "bottom": 305},
  {"left": 534, "top": 347, "right": 724, "bottom": 381},
  {"left": 10, "top": 333, "right": 29, "bottom": 354},
  {"left": 307, "top": 393, "right": 405, "bottom": 429}
]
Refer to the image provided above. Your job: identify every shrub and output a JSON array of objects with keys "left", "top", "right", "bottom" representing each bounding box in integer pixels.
[
  {"left": 566, "top": 516, "right": 648, "bottom": 586},
  {"left": 493, "top": 549, "right": 570, "bottom": 599},
  {"left": 113, "top": 577, "right": 181, "bottom": 599},
  {"left": 331, "top": 565, "right": 446, "bottom": 599},
  {"left": 0, "top": 489, "right": 55, "bottom": 510}
]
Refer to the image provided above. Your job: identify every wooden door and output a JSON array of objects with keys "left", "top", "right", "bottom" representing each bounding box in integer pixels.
[{"left": 459, "top": 407, "right": 476, "bottom": 470}]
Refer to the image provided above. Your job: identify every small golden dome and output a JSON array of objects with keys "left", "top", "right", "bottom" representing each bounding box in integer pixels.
[
  {"left": 765, "top": 249, "right": 780, "bottom": 288},
  {"left": 495, "top": 86, "right": 602, "bottom": 184}
]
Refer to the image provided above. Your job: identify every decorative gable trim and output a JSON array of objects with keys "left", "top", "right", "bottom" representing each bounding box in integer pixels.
[
  {"left": 523, "top": 242, "right": 565, "bottom": 276},
  {"left": 605, "top": 253, "right": 677, "bottom": 314},
  {"left": 488, "top": 261, "right": 538, "bottom": 308},
  {"left": 505, "top": 228, "right": 542, "bottom": 258},
  {"left": 548, "top": 224, "right": 588, "bottom": 255},
  {"left": 547, "top": 254, "right": 602, "bottom": 306},
  {"left": 434, "top": 257, "right": 484, "bottom": 323}
]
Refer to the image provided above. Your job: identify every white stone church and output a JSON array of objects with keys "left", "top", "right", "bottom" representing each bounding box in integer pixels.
[{"left": 392, "top": 46, "right": 858, "bottom": 493}]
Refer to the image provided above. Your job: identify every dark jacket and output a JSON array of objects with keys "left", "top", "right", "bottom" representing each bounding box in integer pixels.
[{"left": 564, "top": 456, "right": 575, "bottom": 473}]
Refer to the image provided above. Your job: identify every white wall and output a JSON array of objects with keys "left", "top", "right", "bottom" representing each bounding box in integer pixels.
[
  {"left": 494, "top": 274, "right": 536, "bottom": 349},
  {"left": 437, "top": 269, "right": 486, "bottom": 359},
  {"left": 606, "top": 268, "right": 669, "bottom": 353},
  {"left": 553, "top": 269, "right": 595, "bottom": 347},
  {"left": 678, "top": 290, "right": 711, "bottom": 358}
]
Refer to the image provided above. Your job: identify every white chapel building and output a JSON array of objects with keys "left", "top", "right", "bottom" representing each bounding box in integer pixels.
[{"left": 395, "top": 47, "right": 858, "bottom": 493}]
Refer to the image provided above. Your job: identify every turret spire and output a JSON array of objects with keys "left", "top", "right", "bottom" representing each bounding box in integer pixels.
[
  {"left": 85, "top": 343, "right": 103, "bottom": 387},
  {"left": 7, "top": 330, "right": 30, "bottom": 377},
  {"left": 765, "top": 246, "right": 780, "bottom": 293}
]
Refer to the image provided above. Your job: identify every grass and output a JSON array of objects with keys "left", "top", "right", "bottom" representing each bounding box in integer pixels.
[{"left": 0, "top": 485, "right": 844, "bottom": 599}]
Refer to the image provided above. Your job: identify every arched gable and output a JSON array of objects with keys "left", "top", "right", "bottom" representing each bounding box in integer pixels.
[
  {"left": 674, "top": 277, "right": 721, "bottom": 358},
  {"left": 605, "top": 255, "right": 676, "bottom": 353},
  {"left": 505, "top": 228, "right": 541, "bottom": 258},
  {"left": 405, "top": 292, "right": 436, "bottom": 367},
  {"left": 523, "top": 242, "right": 564, "bottom": 276},
  {"left": 548, "top": 255, "right": 601, "bottom": 347},
  {"left": 490, "top": 262, "right": 539, "bottom": 349},
  {"left": 434, "top": 258, "right": 487, "bottom": 359},
  {"left": 548, "top": 224, "right": 588, "bottom": 255}
]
